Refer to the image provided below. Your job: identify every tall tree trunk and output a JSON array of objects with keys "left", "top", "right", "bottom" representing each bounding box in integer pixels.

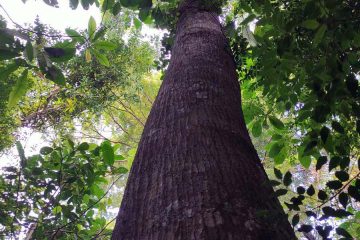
[{"left": 112, "top": 1, "right": 296, "bottom": 239}]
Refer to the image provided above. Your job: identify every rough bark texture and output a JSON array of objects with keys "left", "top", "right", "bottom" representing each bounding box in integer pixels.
[{"left": 112, "top": 1, "right": 296, "bottom": 239}]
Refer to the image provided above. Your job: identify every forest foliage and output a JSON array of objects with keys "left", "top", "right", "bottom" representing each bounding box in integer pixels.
[{"left": 0, "top": 0, "right": 359, "bottom": 239}]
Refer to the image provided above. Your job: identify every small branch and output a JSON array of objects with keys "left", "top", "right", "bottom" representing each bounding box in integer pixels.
[
  {"left": 313, "top": 172, "right": 360, "bottom": 210},
  {"left": 91, "top": 217, "right": 116, "bottom": 240},
  {"left": 51, "top": 175, "right": 123, "bottom": 239}
]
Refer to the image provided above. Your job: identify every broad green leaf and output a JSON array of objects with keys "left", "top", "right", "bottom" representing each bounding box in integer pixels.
[
  {"left": 92, "top": 49, "right": 110, "bottom": 66},
  {"left": 302, "top": 20, "right": 320, "bottom": 30},
  {"left": 335, "top": 171, "right": 349, "bottom": 182},
  {"left": 275, "top": 189, "right": 288, "bottom": 197},
  {"left": 299, "top": 155, "right": 311, "bottom": 169},
  {"left": 269, "top": 116, "right": 285, "bottom": 129},
  {"left": 329, "top": 156, "right": 341, "bottom": 171},
  {"left": 274, "top": 168, "right": 282, "bottom": 180},
  {"left": 45, "top": 65, "right": 66, "bottom": 86},
  {"left": 94, "top": 41, "right": 117, "bottom": 51},
  {"left": 45, "top": 46, "right": 76, "bottom": 62},
  {"left": 292, "top": 214, "right": 299, "bottom": 227},
  {"left": 313, "top": 24, "right": 327, "bottom": 46},
  {"left": 316, "top": 156, "right": 327, "bottom": 171},
  {"left": 101, "top": 141, "right": 114, "bottom": 165},
  {"left": 112, "top": 1, "right": 121, "bottom": 15},
  {"left": 88, "top": 16, "right": 96, "bottom": 40},
  {"left": 326, "top": 180, "right": 342, "bottom": 190},
  {"left": 52, "top": 206, "right": 62, "bottom": 214},
  {"left": 318, "top": 190, "right": 327, "bottom": 201},
  {"left": 307, "top": 185, "right": 315, "bottom": 196},
  {"left": 339, "top": 193, "right": 348, "bottom": 208},
  {"left": 241, "top": 14, "right": 256, "bottom": 25},
  {"left": 297, "top": 186, "right": 305, "bottom": 194},
  {"left": 65, "top": 28, "right": 84, "bottom": 43},
  {"left": 269, "top": 143, "right": 284, "bottom": 158},
  {"left": 102, "top": 0, "right": 115, "bottom": 12},
  {"left": 331, "top": 121, "right": 345, "bottom": 134},
  {"left": 85, "top": 49, "right": 92, "bottom": 62},
  {"left": 283, "top": 171, "right": 292, "bottom": 186},
  {"left": 134, "top": 17, "right": 142, "bottom": 29},
  {"left": 320, "top": 126, "right": 330, "bottom": 143},
  {"left": 8, "top": 69, "right": 29, "bottom": 107},
  {"left": 336, "top": 227, "right": 353, "bottom": 239},
  {"left": 251, "top": 120, "right": 262, "bottom": 137},
  {"left": 139, "top": 8, "right": 152, "bottom": 24},
  {"left": 0, "top": 49, "right": 20, "bottom": 60},
  {"left": 78, "top": 142, "right": 89, "bottom": 151},
  {"left": 24, "top": 41, "right": 33, "bottom": 62},
  {"left": 40, "top": 146, "right": 53, "bottom": 155},
  {"left": 81, "top": 0, "right": 90, "bottom": 9},
  {"left": 70, "top": 0, "right": 79, "bottom": 9},
  {"left": 0, "top": 63, "right": 19, "bottom": 81}
]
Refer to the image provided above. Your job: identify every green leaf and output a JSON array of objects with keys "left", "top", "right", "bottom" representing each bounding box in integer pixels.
[
  {"left": 304, "top": 141, "right": 317, "bottom": 154},
  {"left": 292, "top": 214, "right": 299, "bottom": 227},
  {"left": 78, "top": 142, "right": 89, "bottom": 151},
  {"left": 91, "top": 49, "right": 110, "bottom": 67},
  {"left": 275, "top": 189, "right": 288, "bottom": 197},
  {"left": 241, "top": 14, "right": 256, "bottom": 25},
  {"left": 283, "top": 171, "right": 292, "bottom": 186},
  {"left": 52, "top": 205, "right": 62, "bottom": 214},
  {"left": 45, "top": 65, "right": 66, "bottom": 86},
  {"left": 320, "top": 126, "right": 330, "bottom": 143},
  {"left": 139, "top": 8, "right": 152, "bottom": 24},
  {"left": 102, "top": 0, "right": 115, "bottom": 12},
  {"left": 70, "top": 0, "right": 79, "bottom": 9},
  {"left": 318, "top": 190, "right": 327, "bottom": 201},
  {"left": 45, "top": 46, "right": 76, "bottom": 62},
  {"left": 65, "top": 28, "right": 84, "bottom": 43},
  {"left": 313, "top": 24, "right": 327, "bottom": 46},
  {"left": 338, "top": 193, "right": 348, "bottom": 208},
  {"left": 24, "top": 41, "right": 33, "bottom": 62},
  {"left": 40, "top": 146, "right": 53, "bottom": 155},
  {"left": 332, "top": 121, "right": 345, "bottom": 134},
  {"left": 81, "top": 0, "right": 90, "bottom": 9},
  {"left": 274, "top": 168, "right": 282, "bottom": 180},
  {"left": 326, "top": 180, "right": 342, "bottom": 190},
  {"left": 8, "top": 69, "right": 29, "bottom": 107},
  {"left": 336, "top": 227, "right": 353, "bottom": 239},
  {"left": 112, "top": 1, "right": 121, "bottom": 15},
  {"left": 0, "top": 49, "right": 20, "bottom": 60},
  {"left": 335, "top": 171, "right": 349, "bottom": 182},
  {"left": 316, "top": 156, "right": 327, "bottom": 171},
  {"left": 298, "top": 225, "right": 313, "bottom": 233},
  {"left": 101, "top": 141, "right": 114, "bottom": 165},
  {"left": 269, "top": 116, "right": 285, "bottom": 129},
  {"left": 329, "top": 156, "right": 341, "bottom": 171},
  {"left": 269, "top": 143, "right": 284, "bottom": 158},
  {"left": 302, "top": 19, "right": 320, "bottom": 30},
  {"left": 0, "top": 63, "right": 19, "bottom": 81},
  {"left": 252, "top": 120, "right": 262, "bottom": 137},
  {"left": 88, "top": 16, "right": 97, "bottom": 40},
  {"left": 299, "top": 155, "right": 311, "bottom": 169},
  {"left": 113, "top": 166, "right": 128, "bottom": 174},
  {"left": 94, "top": 41, "right": 117, "bottom": 51},
  {"left": 134, "top": 17, "right": 142, "bottom": 29},
  {"left": 307, "top": 185, "right": 315, "bottom": 196}
]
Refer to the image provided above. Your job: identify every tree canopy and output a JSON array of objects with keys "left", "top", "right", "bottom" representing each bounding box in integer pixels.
[{"left": 0, "top": 0, "right": 359, "bottom": 239}]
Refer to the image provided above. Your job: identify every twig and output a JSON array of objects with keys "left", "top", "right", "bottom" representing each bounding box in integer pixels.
[
  {"left": 313, "top": 172, "right": 360, "bottom": 210},
  {"left": 50, "top": 174, "right": 123, "bottom": 239}
]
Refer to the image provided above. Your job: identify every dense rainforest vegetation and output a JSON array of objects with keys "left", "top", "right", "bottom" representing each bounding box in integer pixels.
[{"left": 0, "top": 0, "right": 359, "bottom": 239}]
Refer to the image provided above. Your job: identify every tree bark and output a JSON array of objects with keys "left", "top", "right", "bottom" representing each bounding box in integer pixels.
[{"left": 112, "top": 1, "right": 296, "bottom": 239}]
